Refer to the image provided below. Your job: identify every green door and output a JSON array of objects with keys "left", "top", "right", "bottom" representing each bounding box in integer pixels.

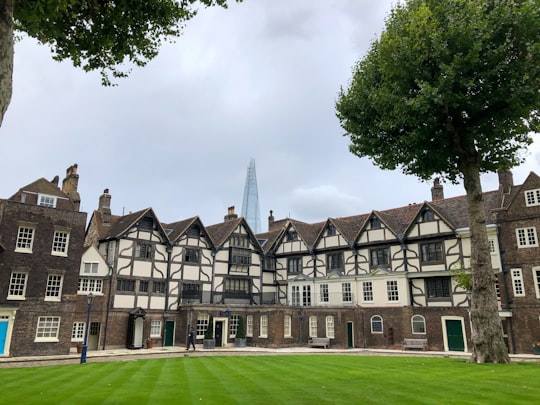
[
  {"left": 347, "top": 322, "right": 354, "bottom": 348},
  {"left": 164, "top": 321, "right": 175, "bottom": 346},
  {"left": 446, "top": 319, "right": 465, "bottom": 351}
]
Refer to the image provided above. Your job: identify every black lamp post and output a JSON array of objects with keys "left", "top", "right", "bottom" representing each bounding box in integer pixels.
[{"left": 80, "top": 292, "right": 94, "bottom": 364}]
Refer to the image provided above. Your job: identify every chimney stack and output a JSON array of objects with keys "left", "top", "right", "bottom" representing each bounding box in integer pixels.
[
  {"left": 498, "top": 170, "right": 514, "bottom": 194},
  {"left": 268, "top": 210, "right": 275, "bottom": 231},
  {"left": 99, "top": 188, "right": 112, "bottom": 225},
  {"left": 50, "top": 175, "right": 59, "bottom": 187},
  {"left": 224, "top": 206, "right": 238, "bottom": 222},
  {"left": 62, "top": 163, "right": 81, "bottom": 210},
  {"left": 431, "top": 178, "right": 444, "bottom": 201}
]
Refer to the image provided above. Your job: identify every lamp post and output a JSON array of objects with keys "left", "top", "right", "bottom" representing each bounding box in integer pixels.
[{"left": 80, "top": 292, "right": 94, "bottom": 364}]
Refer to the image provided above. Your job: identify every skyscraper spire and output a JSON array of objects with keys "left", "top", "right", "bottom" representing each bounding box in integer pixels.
[{"left": 241, "top": 158, "right": 261, "bottom": 234}]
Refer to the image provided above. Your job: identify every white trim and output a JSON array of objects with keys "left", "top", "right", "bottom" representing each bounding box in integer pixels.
[{"left": 441, "top": 316, "right": 468, "bottom": 352}]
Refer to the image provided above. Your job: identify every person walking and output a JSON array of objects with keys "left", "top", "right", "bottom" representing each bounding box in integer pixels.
[{"left": 186, "top": 326, "right": 196, "bottom": 351}]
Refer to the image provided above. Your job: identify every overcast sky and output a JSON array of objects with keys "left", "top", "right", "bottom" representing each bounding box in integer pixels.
[{"left": 2, "top": 0, "right": 539, "bottom": 232}]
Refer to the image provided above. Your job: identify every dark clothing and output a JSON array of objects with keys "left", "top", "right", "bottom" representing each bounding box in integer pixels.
[{"left": 186, "top": 329, "right": 195, "bottom": 350}]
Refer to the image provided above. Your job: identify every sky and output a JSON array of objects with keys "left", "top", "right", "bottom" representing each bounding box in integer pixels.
[{"left": 1, "top": 0, "right": 539, "bottom": 232}]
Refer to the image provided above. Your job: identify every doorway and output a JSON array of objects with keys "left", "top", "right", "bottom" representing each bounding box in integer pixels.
[
  {"left": 164, "top": 320, "right": 175, "bottom": 346},
  {"left": 88, "top": 322, "right": 100, "bottom": 350},
  {"left": 443, "top": 317, "right": 466, "bottom": 352},
  {"left": 347, "top": 322, "right": 354, "bottom": 348},
  {"left": 215, "top": 321, "right": 223, "bottom": 347}
]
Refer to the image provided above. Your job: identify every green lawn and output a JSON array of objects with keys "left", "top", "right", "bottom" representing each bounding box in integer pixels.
[{"left": 1, "top": 355, "right": 539, "bottom": 404}]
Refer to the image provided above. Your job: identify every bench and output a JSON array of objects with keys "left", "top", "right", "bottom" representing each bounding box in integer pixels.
[
  {"left": 403, "top": 338, "right": 428, "bottom": 351},
  {"left": 308, "top": 337, "right": 330, "bottom": 349}
]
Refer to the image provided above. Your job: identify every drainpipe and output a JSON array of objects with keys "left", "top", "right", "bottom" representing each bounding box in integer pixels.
[{"left": 163, "top": 244, "right": 173, "bottom": 346}]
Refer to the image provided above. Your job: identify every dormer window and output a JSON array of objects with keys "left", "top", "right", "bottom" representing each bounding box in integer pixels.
[
  {"left": 327, "top": 225, "right": 336, "bottom": 236},
  {"left": 38, "top": 194, "right": 57, "bottom": 208},
  {"left": 287, "top": 231, "right": 298, "bottom": 241},
  {"left": 139, "top": 217, "right": 153, "bottom": 230},
  {"left": 525, "top": 189, "right": 540, "bottom": 207},
  {"left": 187, "top": 225, "right": 201, "bottom": 238},
  {"left": 422, "top": 208, "right": 434, "bottom": 222},
  {"left": 370, "top": 217, "right": 381, "bottom": 229}
]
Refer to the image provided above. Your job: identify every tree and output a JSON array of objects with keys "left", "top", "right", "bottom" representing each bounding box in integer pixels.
[
  {"left": 0, "top": 0, "right": 241, "bottom": 127},
  {"left": 336, "top": 0, "right": 539, "bottom": 363}
]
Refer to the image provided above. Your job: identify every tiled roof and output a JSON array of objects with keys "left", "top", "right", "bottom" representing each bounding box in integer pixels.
[
  {"left": 9, "top": 178, "right": 68, "bottom": 200},
  {"left": 331, "top": 214, "right": 369, "bottom": 242},
  {"left": 206, "top": 217, "right": 244, "bottom": 247},
  {"left": 164, "top": 216, "right": 200, "bottom": 241}
]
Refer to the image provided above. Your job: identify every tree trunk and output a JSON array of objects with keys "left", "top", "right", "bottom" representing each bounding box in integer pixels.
[
  {"left": 0, "top": 0, "right": 13, "bottom": 128},
  {"left": 462, "top": 162, "right": 510, "bottom": 363}
]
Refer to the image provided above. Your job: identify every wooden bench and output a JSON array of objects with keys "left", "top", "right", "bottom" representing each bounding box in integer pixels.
[
  {"left": 308, "top": 337, "right": 330, "bottom": 349},
  {"left": 403, "top": 338, "right": 428, "bottom": 351}
]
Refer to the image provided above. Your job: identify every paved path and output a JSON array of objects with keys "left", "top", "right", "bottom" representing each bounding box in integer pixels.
[{"left": 1, "top": 346, "right": 538, "bottom": 368}]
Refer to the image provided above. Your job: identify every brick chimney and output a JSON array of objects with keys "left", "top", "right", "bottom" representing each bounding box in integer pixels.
[
  {"left": 431, "top": 178, "right": 444, "bottom": 201},
  {"left": 498, "top": 170, "right": 514, "bottom": 194},
  {"left": 98, "top": 188, "right": 112, "bottom": 225},
  {"left": 224, "top": 206, "right": 238, "bottom": 222},
  {"left": 268, "top": 210, "right": 275, "bottom": 230},
  {"left": 62, "top": 163, "right": 81, "bottom": 211}
]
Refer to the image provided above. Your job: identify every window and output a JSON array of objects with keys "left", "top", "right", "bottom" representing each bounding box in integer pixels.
[
  {"left": 71, "top": 322, "right": 85, "bottom": 341},
  {"left": 411, "top": 315, "right": 426, "bottom": 334},
  {"left": 371, "top": 248, "right": 390, "bottom": 266},
  {"left": 288, "top": 257, "right": 302, "bottom": 273},
  {"left": 139, "top": 280, "right": 149, "bottom": 293},
  {"left": 153, "top": 281, "right": 166, "bottom": 294},
  {"left": 138, "top": 217, "right": 154, "bottom": 230},
  {"left": 342, "top": 282, "right": 352, "bottom": 302},
  {"left": 182, "top": 283, "right": 200, "bottom": 298},
  {"left": 38, "top": 194, "right": 57, "bottom": 208},
  {"left": 287, "top": 231, "right": 298, "bottom": 241},
  {"left": 231, "top": 248, "right": 251, "bottom": 266},
  {"left": 387, "top": 280, "right": 399, "bottom": 302},
  {"left": 151, "top": 320, "right": 162, "bottom": 337},
  {"left": 488, "top": 239, "right": 496, "bottom": 253},
  {"left": 327, "top": 225, "right": 336, "bottom": 236},
  {"left": 78, "top": 278, "right": 103, "bottom": 293},
  {"left": 291, "top": 286, "right": 300, "bottom": 306},
  {"left": 371, "top": 315, "right": 383, "bottom": 333},
  {"left": 303, "top": 285, "right": 311, "bottom": 306},
  {"left": 196, "top": 315, "right": 209, "bottom": 339},
  {"left": 284, "top": 315, "right": 292, "bottom": 338},
  {"left": 320, "top": 284, "right": 329, "bottom": 302},
  {"left": 309, "top": 316, "right": 318, "bottom": 337},
  {"left": 229, "top": 315, "right": 240, "bottom": 338},
  {"left": 511, "top": 268, "right": 525, "bottom": 297},
  {"left": 370, "top": 217, "right": 381, "bottom": 229},
  {"left": 421, "top": 242, "right": 443, "bottom": 262},
  {"left": 117, "top": 278, "right": 135, "bottom": 292},
  {"left": 16, "top": 226, "right": 35, "bottom": 253},
  {"left": 8, "top": 272, "right": 28, "bottom": 299},
  {"left": 187, "top": 224, "right": 201, "bottom": 238},
  {"left": 260, "top": 315, "right": 268, "bottom": 338},
  {"left": 327, "top": 252, "right": 343, "bottom": 272},
  {"left": 83, "top": 262, "right": 99, "bottom": 274},
  {"left": 45, "top": 274, "right": 63, "bottom": 301},
  {"left": 422, "top": 209, "right": 434, "bottom": 222},
  {"left": 525, "top": 188, "right": 540, "bottom": 207},
  {"left": 516, "top": 227, "right": 538, "bottom": 248},
  {"left": 326, "top": 315, "right": 335, "bottom": 339},
  {"left": 231, "top": 235, "right": 249, "bottom": 248},
  {"left": 184, "top": 248, "right": 200, "bottom": 264},
  {"left": 362, "top": 281, "right": 373, "bottom": 302},
  {"left": 135, "top": 243, "right": 152, "bottom": 259},
  {"left": 35, "top": 316, "right": 60, "bottom": 341},
  {"left": 246, "top": 315, "right": 254, "bottom": 337},
  {"left": 51, "top": 230, "right": 69, "bottom": 256},
  {"left": 426, "top": 277, "right": 451, "bottom": 298},
  {"left": 225, "top": 278, "right": 250, "bottom": 296}
]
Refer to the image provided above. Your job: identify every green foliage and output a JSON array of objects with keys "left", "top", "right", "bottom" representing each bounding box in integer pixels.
[
  {"left": 204, "top": 315, "right": 213, "bottom": 339},
  {"left": 450, "top": 267, "right": 473, "bottom": 291},
  {"left": 236, "top": 315, "right": 245, "bottom": 339},
  {"left": 336, "top": 0, "right": 540, "bottom": 183},
  {"left": 1, "top": 356, "right": 540, "bottom": 403},
  {"left": 13, "top": 0, "right": 241, "bottom": 85}
]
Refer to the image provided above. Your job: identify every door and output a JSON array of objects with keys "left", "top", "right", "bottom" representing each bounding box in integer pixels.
[
  {"left": 0, "top": 320, "right": 7, "bottom": 355},
  {"left": 134, "top": 317, "right": 144, "bottom": 348},
  {"left": 88, "top": 322, "right": 100, "bottom": 350},
  {"left": 347, "top": 322, "right": 354, "bottom": 349},
  {"left": 445, "top": 319, "right": 465, "bottom": 351},
  {"left": 164, "top": 321, "right": 175, "bottom": 346},
  {"left": 215, "top": 321, "right": 223, "bottom": 347}
]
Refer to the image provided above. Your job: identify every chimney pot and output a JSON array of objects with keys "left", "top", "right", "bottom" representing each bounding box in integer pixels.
[{"left": 431, "top": 177, "right": 444, "bottom": 201}]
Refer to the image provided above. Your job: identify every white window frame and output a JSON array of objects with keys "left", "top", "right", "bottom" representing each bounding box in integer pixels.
[
  {"left": 78, "top": 278, "right": 103, "bottom": 294},
  {"left": 260, "top": 315, "right": 268, "bottom": 338},
  {"left": 342, "top": 282, "right": 352, "bottom": 302},
  {"left": 229, "top": 315, "right": 240, "bottom": 338},
  {"left": 371, "top": 315, "right": 383, "bottom": 334},
  {"left": 302, "top": 285, "right": 311, "bottom": 306},
  {"left": 83, "top": 262, "right": 99, "bottom": 274},
  {"left": 8, "top": 272, "right": 28, "bottom": 299},
  {"left": 387, "top": 280, "right": 399, "bottom": 302},
  {"left": 326, "top": 315, "right": 335, "bottom": 339},
  {"left": 516, "top": 227, "right": 538, "bottom": 248},
  {"left": 35, "top": 316, "right": 61, "bottom": 342},
  {"left": 533, "top": 267, "right": 540, "bottom": 299},
  {"left": 291, "top": 285, "right": 300, "bottom": 306},
  {"left": 15, "top": 225, "right": 35, "bottom": 253},
  {"left": 309, "top": 316, "right": 318, "bottom": 338},
  {"left": 284, "top": 315, "right": 292, "bottom": 338},
  {"left": 362, "top": 281, "right": 374, "bottom": 302},
  {"left": 45, "top": 274, "right": 63, "bottom": 301},
  {"left": 51, "top": 230, "right": 70, "bottom": 256},
  {"left": 511, "top": 268, "right": 525, "bottom": 297},
  {"left": 411, "top": 315, "right": 426, "bottom": 334},
  {"left": 196, "top": 314, "right": 209, "bottom": 339},
  {"left": 71, "top": 322, "right": 85, "bottom": 342},
  {"left": 246, "top": 315, "right": 254, "bottom": 337},
  {"left": 320, "top": 284, "right": 329, "bottom": 302},
  {"left": 38, "top": 193, "right": 57, "bottom": 208},
  {"left": 524, "top": 188, "right": 540, "bottom": 207},
  {"left": 150, "top": 320, "right": 162, "bottom": 337}
]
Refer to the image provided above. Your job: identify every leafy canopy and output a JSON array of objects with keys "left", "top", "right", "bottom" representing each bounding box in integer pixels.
[
  {"left": 14, "top": 0, "right": 240, "bottom": 85},
  {"left": 336, "top": 0, "right": 540, "bottom": 183}
]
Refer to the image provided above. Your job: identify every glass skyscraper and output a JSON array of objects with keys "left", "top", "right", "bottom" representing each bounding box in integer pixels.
[{"left": 241, "top": 158, "right": 261, "bottom": 234}]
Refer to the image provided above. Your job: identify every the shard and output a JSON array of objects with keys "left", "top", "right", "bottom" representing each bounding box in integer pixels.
[{"left": 241, "top": 159, "right": 261, "bottom": 234}]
